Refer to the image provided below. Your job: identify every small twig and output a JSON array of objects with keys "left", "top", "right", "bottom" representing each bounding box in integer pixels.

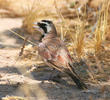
[
  {"left": 19, "top": 36, "right": 29, "bottom": 56},
  {"left": 8, "top": 29, "right": 38, "bottom": 45}
]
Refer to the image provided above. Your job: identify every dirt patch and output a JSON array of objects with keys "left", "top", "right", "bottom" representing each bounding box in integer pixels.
[{"left": 0, "top": 18, "right": 110, "bottom": 100}]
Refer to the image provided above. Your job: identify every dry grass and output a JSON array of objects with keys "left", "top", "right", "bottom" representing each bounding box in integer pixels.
[
  {"left": 7, "top": 0, "right": 110, "bottom": 81},
  {"left": 2, "top": 96, "right": 27, "bottom": 100},
  {"left": 1, "top": 0, "right": 110, "bottom": 99},
  {"left": 22, "top": 0, "right": 57, "bottom": 34},
  {"left": 94, "top": 0, "right": 109, "bottom": 55},
  {"left": 75, "top": 22, "right": 85, "bottom": 58},
  {"left": 0, "top": 0, "right": 34, "bottom": 17}
]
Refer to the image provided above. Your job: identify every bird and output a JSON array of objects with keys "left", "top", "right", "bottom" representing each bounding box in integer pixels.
[{"left": 33, "top": 20, "right": 87, "bottom": 89}]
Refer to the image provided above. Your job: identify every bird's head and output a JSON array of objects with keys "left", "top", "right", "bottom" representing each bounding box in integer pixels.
[{"left": 33, "top": 20, "right": 57, "bottom": 36}]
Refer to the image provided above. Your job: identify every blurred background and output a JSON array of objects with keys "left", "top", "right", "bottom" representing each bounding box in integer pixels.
[{"left": 0, "top": 0, "right": 110, "bottom": 100}]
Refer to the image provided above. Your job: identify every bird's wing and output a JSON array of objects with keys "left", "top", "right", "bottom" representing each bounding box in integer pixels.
[
  {"left": 38, "top": 37, "right": 73, "bottom": 70},
  {"left": 38, "top": 39, "right": 64, "bottom": 71}
]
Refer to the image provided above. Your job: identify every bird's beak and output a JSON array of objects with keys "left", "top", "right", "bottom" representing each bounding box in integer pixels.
[
  {"left": 33, "top": 22, "right": 39, "bottom": 29},
  {"left": 33, "top": 22, "right": 43, "bottom": 34}
]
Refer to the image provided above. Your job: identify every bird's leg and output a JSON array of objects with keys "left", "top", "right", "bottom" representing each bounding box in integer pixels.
[{"left": 48, "top": 68, "right": 61, "bottom": 81}]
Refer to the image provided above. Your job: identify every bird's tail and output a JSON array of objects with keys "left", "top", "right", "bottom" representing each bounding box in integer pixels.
[
  {"left": 65, "top": 64, "right": 87, "bottom": 89},
  {"left": 47, "top": 60, "right": 87, "bottom": 89}
]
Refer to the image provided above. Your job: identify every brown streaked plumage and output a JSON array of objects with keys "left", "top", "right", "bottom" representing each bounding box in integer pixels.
[{"left": 33, "top": 20, "right": 87, "bottom": 89}]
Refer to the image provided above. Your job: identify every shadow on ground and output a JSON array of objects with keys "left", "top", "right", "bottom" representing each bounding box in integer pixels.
[
  {"left": 2, "top": 28, "right": 27, "bottom": 45},
  {"left": 2, "top": 27, "right": 41, "bottom": 47}
]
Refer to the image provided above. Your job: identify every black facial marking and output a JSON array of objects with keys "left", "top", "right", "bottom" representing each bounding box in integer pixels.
[
  {"left": 41, "top": 20, "right": 57, "bottom": 35},
  {"left": 37, "top": 22, "right": 47, "bottom": 33},
  {"left": 40, "top": 34, "right": 45, "bottom": 41},
  {"left": 41, "top": 20, "right": 52, "bottom": 24}
]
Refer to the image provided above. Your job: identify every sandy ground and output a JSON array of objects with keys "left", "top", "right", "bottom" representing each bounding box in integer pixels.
[{"left": 0, "top": 17, "right": 110, "bottom": 100}]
